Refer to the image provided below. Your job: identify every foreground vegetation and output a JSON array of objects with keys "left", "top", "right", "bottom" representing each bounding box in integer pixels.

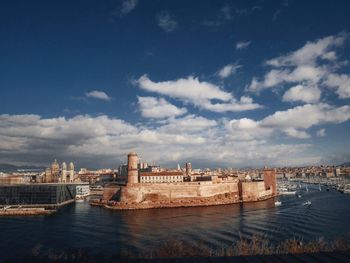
[
  {"left": 7, "top": 234, "right": 350, "bottom": 262},
  {"left": 144, "top": 234, "right": 350, "bottom": 258}
]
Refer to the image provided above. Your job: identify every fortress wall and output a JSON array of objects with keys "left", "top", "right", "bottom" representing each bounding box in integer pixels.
[
  {"left": 263, "top": 169, "right": 277, "bottom": 195},
  {"left": 241, "top": 181, "right": 272, "bottom": 202},
  {"left": 119, "top": 181, "right": 240, "bottom": 203},
  {"left": 102, "top": 185, "right": 121, "bottom": 201}
]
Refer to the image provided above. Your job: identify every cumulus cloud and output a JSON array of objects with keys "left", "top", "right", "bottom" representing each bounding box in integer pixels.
[
  {"left": 85, "top": 90, "right": 112, "bottom": 101},
  {"left": 266, "top": 34, "right": 345, "bottom": 67},
  {"left": 283, "top": 128, "right": 311, "bottom": 139},
  {"left": 282, "top": 85, "right": 321, "bottom": 103},
  {"left": 227, "top": 103, "right": 350, "bottom": 140},
  {"left": 236, "top": 41, "right": 251, "bottom": 50},
  {"left": 324, "top": 73, "right": 350, "bottom": 99},
  {"left": 159, "top": 115, "right": 217, "bottom": 134},
  {"left": 136, "top": 75, "right": 262, "bottom": 112},
  {"left": 218, "top": 63, "right": 241, "bottom": 79},
  {"left": 262, "top": 103, "right": 350, "bottom": 129},
  {"left": 246, "top": 33, "right": 349, "bottom": 99},
  {"left": 137, "top": 96, "right": 187, "bottom": 119},
  {"left": 120, "top": 0, "right": 138, "bottom": 15},
  {"left": 0, "top": 113, "right": 328, "bottom": 168},
  {"left": 157, "top": 11, "right": 177, "bottom": 32}
]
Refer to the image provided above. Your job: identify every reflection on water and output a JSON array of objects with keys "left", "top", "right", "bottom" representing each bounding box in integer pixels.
[{"left": 0, "top": 187, "right": 350, "bottom": 260}]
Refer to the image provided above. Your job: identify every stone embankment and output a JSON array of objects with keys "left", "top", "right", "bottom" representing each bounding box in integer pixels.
[
  {"left": 94, "top": 194, "right": 277, "bottom": 211},
  {"left": 0, "top": 208, "right": 56, "bottom": 216}
]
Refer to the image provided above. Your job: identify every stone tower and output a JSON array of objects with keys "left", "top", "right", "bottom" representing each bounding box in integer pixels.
[
  {"left": 185, "top": 162, "right": 192, "bottom": 176},
  {"left": 263, "top": 168, "right": 277, "bottom": 196},
  {"left": 127, "top": 152, "right": 139, "bottom": 184},
  {"left": 62, "top": 162, "right": 67, "bottom": 182}
]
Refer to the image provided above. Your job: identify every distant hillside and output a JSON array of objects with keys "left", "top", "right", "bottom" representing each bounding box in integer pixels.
[{"left": 0, "top": 163, "right": 45, "bottom": 172}]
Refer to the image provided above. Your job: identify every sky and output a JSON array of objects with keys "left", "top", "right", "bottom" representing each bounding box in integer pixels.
[{"left": 1, "top": 0, "right": 350, "bottom": 169}]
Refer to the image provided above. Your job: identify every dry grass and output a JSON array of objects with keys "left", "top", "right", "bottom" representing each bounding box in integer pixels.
[
  {"left": 143, "top": 234, "right": 350, "bottom": 258},
  {"left": 24, "top": 234, "right": 350, "bottom": 261}
]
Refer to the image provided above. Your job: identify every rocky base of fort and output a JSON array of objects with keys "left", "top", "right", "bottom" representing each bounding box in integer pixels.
[{"left": 93, "top": 194, "right": 276, "bottom": 210}]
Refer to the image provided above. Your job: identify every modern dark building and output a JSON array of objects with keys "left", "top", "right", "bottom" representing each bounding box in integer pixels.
[{"left": 0, "top": 183, "right": 77, "bottom": 208}]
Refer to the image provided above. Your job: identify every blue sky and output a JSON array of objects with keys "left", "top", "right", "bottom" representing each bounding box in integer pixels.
[{"left": 0, "top": 0, "right": 350, "bottom": 168}]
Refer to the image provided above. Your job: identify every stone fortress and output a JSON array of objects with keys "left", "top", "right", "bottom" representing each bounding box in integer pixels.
[{"left": 98, "top": 152, "right": 277, "bottom": 210}]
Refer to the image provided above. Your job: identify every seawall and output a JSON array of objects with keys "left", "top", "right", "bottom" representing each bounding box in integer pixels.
[{"left": 98, "top": 180, "right": 277, "bottom": 210}]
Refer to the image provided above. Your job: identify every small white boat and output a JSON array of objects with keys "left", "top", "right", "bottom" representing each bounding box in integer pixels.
[
  {"left": 280, "top": 191, "right": 296, "bottom": 195},
  {"left": 298, "top": 194, "right": 302, "bottom": 198},
  {"left": 275, "top": 200, "right": 282, "bottom": 206},
  {"left": 302, "top": 200, "right": 311, "bottom": 206}
]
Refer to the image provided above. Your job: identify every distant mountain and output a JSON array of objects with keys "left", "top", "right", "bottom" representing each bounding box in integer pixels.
[
  {"left": 0, "top": 163, "right": 45, "bottom": 172},
  {"left": 339, "top": 162, "right": 350, "bottom": 167}
]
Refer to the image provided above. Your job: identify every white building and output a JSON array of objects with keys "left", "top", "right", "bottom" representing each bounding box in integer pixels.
[
  {"left": 139, "top": 172, "right": 184, "bottom": 184},
  {"left": 76, "top": 184, "right": 90, "bottom": 199}
]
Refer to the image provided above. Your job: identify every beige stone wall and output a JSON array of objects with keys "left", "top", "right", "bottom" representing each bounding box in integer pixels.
[
  {"left": 119, "top": 181, "right": 240, "bottom": 203},
  {"left": 241, "top": 181, "right": 272, "bottom": 202},
  {"left": 0, "top": 176, "right": 24, "bottom": 184},
  {"left": 103, "top": 185, "right": 121, "bottom": 201}
]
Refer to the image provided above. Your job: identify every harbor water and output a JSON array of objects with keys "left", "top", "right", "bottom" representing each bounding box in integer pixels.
[{"left": 0, "top": 184, "right": 350, "bottom": 260}]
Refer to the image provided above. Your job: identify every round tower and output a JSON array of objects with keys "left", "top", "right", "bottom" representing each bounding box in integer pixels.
[
  {"left": 127, "top": 152, "right": 139, "bottom": 184},
  {"left": 185, "top": 162, "right": 192, "bottom": 176}
]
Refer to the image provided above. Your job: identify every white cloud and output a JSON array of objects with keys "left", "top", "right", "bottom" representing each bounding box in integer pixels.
[
  {"left": 159, "top": 115, "right": 217, "bottom": 134},
  {"left": 85, "top": 90, "right": 112, "bottom": 101},
  {"left": 324, "top": 73, "right": 350, "bottom": 99},
  {"left": 316, "top": 128, "right": 326, "bottom": 137},
  {"left": 137, "top": 75, "right": 230, "bottom": 101},
  {"left": 246, "top": 33, "right": 349, "bottom": 99},
  {"left": 136, "top": 75, "right": 262, "bottom": 112},
  {"left": 282, "top": 128, "right": 310, "bottom": 139},
  {"left": 262, "top": 103, "right": 350, "bottom": 129},
  {"left": 226, "top": 118, "right": 273, "bottom": 141},
  {"left": 247, "top": 65, "right": 325, "bottom": 92},
  {"left": 120, "top": 0, "right": 138, "bottom": 15},
  {"left": 0, "top": 113, "right": 328, "bottom": 168},
  {"left": 236, "top": 41, "right": 251, "bottom": 50},
  {"left": 282, "top": 85, "right": 321, "bottom": 103},
  {"left": 157, "top": 11, "right": 177, "bottom": 32},
  {"left": 266, "top": 34, "right": 345, "bottom": 67},
  {"left": 218, "top": 63, "right": 241, "bottom": 79},
  {"left": 137, "top": 96, "right": 187, "bottom": 119},
  {"left": 227, "top": 103, "right": 350, "bottom": 140}
]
